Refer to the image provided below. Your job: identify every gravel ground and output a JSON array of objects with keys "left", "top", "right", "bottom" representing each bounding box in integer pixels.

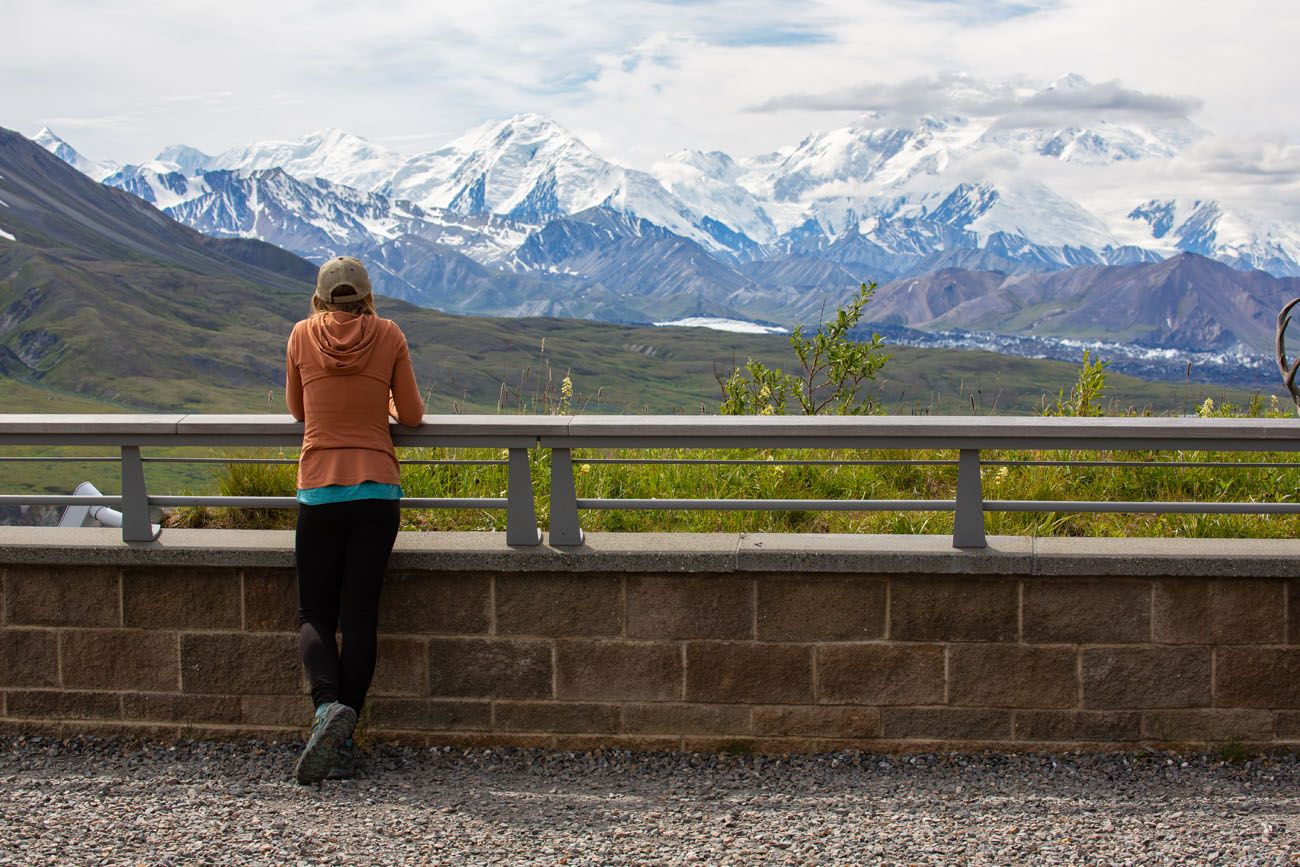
[{"left": 0, "top": 736, "right": 1296, "bottom": 866}]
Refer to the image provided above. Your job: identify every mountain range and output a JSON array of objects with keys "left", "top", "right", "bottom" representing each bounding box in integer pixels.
[
  {"left": 1, "top": 125, "right": 1259, "bottom": 415},
  {"left": 16, "top": 73, "right": 1300, "bottom": 374}
]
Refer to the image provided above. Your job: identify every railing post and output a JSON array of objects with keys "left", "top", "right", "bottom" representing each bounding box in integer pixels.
[
  {"left": 505, "top": 447, "right": 541, "bottom": 546},
  {"left": 548, "top": 447, "right": 584, "bottom": 546},
  {"left": 953, "top": 448, "right": 987, "bottom": 549},
  {"left": 119, "top": 445, "right": 159, "bottom": 542}
]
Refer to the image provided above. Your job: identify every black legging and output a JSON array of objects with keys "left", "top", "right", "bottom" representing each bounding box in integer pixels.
[{"left": 295, "top": 498, "right": 401, "bottom": 713}]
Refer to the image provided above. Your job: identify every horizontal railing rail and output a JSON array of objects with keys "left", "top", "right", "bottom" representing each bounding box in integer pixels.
[
  {"left": 0, "top": 414, "right": 554, "bottom": 546},
  {"left": 537, "top": 415, "right": 1300, "bottom": 548},
  {"left": 2, "top": 413, "right": 1299, "bottom": 548}
]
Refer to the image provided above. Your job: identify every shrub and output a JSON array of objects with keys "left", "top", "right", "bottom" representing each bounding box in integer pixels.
[{"left": 719, "top": 283, "right": 889, "bottom": 415}]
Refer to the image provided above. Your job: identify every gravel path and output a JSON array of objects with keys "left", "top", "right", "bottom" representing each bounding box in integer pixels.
[{"left": 1, "top": 736, "right": 1296, "bottom": 865}]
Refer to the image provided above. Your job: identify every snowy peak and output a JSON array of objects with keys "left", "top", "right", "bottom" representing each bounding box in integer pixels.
[
  {"left": 1045, "top": 72, "right": 1092, "bottom": 92},
  {"left": 102, "top": 163, "right": 207, "bottom": 210},
  {"left": 152, "top": 143, "right": 215, "bottom": 175},
  {"left": 955, "top": 177, "right": 1116, "bottom": 250},
  {"left": 651, "top": 149, "right": 776, "bottom": 245},
  {"left": 208, "top": 127, "right": 405, "bottom": 191},
  {"left": 749, "top": 71, "right": 1204, "bottom": 213},
  {"left": 388, "top": 113, "right": 612, "bottom": 217},
  {"left": 985, "top": 117, "right": 1201, "bottom": 164},
  {"left": 99, "top": 160, "right": 530, "bottom": 266},
  {"left": 1127, "top": 198, "right": 1300, "bottom": 274},
  {"left": 985, "top": 74, "right": 1205, "bottom": 163},
  {"left": 464, "top": 113, "right": 583, "bottom": 153},
  {"left": 385, "top": 113, "right": 741, "bottom": 252},
  {"left": 657, "top": 149, "right": 738, "bottom": 181},
  {"left": 32, "top": 126, "right": 65, "bottom": 151},
  {"left": 32, "top": 127, "right": 119, "bottom": 181}
]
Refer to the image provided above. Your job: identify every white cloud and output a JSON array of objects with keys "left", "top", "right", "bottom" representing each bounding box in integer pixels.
[
  {"left": 4, "top": 0, "right": 1297, "bottom": 189},
  {"left": 746, "top": 72, "right": 1203, "bottom": 131}
]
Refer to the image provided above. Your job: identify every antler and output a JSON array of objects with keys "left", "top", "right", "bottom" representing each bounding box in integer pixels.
[{"left": 1276, "top": 297, "right": 1300, "bottom": 410}]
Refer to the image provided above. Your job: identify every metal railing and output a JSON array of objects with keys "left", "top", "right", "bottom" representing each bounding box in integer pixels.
[
  {"left": 0, "top": 414, "right": 561, "bottom": 546},
  {"left": 2, "top": 413, "right": 1299, "bottom": 549}
]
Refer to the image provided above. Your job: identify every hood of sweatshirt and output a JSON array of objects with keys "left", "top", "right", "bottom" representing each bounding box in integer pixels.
[{"left": 303, "top": 312, "right": 383, "bottom": 375}]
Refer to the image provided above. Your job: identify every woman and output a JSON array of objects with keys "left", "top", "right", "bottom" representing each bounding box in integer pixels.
[{"left": 285, "top": 256, "right": 424, "bottom": 784}]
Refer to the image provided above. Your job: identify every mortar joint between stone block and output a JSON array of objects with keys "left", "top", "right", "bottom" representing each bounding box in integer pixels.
[
  {"left": 1284, "top": 580, "right": 1292, "bottom": 645},
  {"left": 883, "top": 578, "right": 891, "bottom": 641},
  {"left": 943, "top": 644, "right": 950, "bottom": 705},
  {"left": 1149, "top": 579, "right": 1156, "bottom": 644},
  {"left": 1210, "top": 646, "right": 1217, "bottom": 708},
  {"left": 1076, "top": 648, "right": 1084, "bottom": 709},
  {"left": 679, "top": 643, "right": 687, "bottom": 702},
  {"left": 1017, "top": 579, "right": 1024, "bottom": 643},
  {"left": 810, "top": 642, "right": 818, "bottom": 704}
]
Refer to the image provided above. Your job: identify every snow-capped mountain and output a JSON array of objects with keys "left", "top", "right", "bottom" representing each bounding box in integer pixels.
[
  {"left": 651, "top": 149, "right": 778, "bottom": 246},
  {"left": 1129, "top": 199, "right": 1300, "bottom": 276},
  {"left": 381, "top": 114, "right": 735, "bottom": 254},
  {"left": 101, "top": 162, "right": 531, "bottom": 266},
  {"left": 188, "top": 128, "right": 407, "bottom": 193},
  {"left": 701, "top": 75, "right": 1207, "bottom": 256},
  {"left": 31, "top": 128, "right": 118, "bottom": 182},
  {"left": 29, "top": 71, "right": 1300, "bottom": 340},
  {"left": 980, "top": 73, "right": 1203, "bottom": 164}
]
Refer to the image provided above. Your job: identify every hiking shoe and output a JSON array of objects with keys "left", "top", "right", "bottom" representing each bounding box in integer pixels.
[
  {"left": 326, "top": 737, "right": 358, "bottom": 780},
  {"left": 294, "top": 702, "right": 357, "bottom": 785}
]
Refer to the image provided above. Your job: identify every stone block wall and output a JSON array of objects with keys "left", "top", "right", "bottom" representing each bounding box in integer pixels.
[{"left": 0, "top": 531, "right": 1298, "bottom": 752}]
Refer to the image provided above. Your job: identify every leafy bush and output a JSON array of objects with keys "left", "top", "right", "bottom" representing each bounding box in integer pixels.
[
  {"left": 1042, "top": 350, "right": 1109, "bottom": 417},
  {"left": 719, "top": 283, "right": 889, "bottom": 415}
]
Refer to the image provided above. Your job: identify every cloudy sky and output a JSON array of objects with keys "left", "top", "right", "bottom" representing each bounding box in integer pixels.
[{"left": 5, "top": 0, "right": 1298, "bottom": 174}]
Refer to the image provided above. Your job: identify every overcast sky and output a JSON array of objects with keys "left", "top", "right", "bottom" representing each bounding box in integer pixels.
[{"left": 5, "top": 0, "right": 1298, "bottom": 172}]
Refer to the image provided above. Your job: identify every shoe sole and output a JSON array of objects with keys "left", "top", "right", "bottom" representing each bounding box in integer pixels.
[
  {"left": 295, "top": 705, "right": 357, "bottom": 785},
  {"left": 325, "top": 759, "right": 357, "bottom": 780}
]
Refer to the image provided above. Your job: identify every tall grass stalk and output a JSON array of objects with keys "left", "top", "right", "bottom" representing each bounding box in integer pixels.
[{"left": 189, "top": 442, "right": 1300, "bottom": 538}]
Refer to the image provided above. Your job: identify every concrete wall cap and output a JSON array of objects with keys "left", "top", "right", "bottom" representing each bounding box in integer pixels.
[{"left": 3, "top": 527, "right": 1300, "bottom": 576}]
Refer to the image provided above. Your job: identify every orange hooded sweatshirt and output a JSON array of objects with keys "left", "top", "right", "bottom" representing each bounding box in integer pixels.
[{"left": 285, "top": 312, "right": 424, "bottom": 490}]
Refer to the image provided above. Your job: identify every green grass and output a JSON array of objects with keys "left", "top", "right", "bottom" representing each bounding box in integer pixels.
[{"left": 164, "top": 435, "right": 1300, "bottom": 539}]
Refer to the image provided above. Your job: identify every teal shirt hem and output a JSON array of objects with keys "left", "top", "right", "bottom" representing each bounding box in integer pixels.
[{"left": 297, "top": 482, "right": 404, "bottom": 505}]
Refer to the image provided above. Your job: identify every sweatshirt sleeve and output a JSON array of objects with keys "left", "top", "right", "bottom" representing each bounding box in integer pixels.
[
  {"left": 285, "top": 327, "right": 305, "bottom": 422},
  {"left": 388, "top": 324, "right": 425, "bottom": 427}
]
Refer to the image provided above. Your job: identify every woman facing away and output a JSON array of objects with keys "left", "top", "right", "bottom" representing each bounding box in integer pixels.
[{"left": 285, "top": 256, "right": 424, "bottom": 784}]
